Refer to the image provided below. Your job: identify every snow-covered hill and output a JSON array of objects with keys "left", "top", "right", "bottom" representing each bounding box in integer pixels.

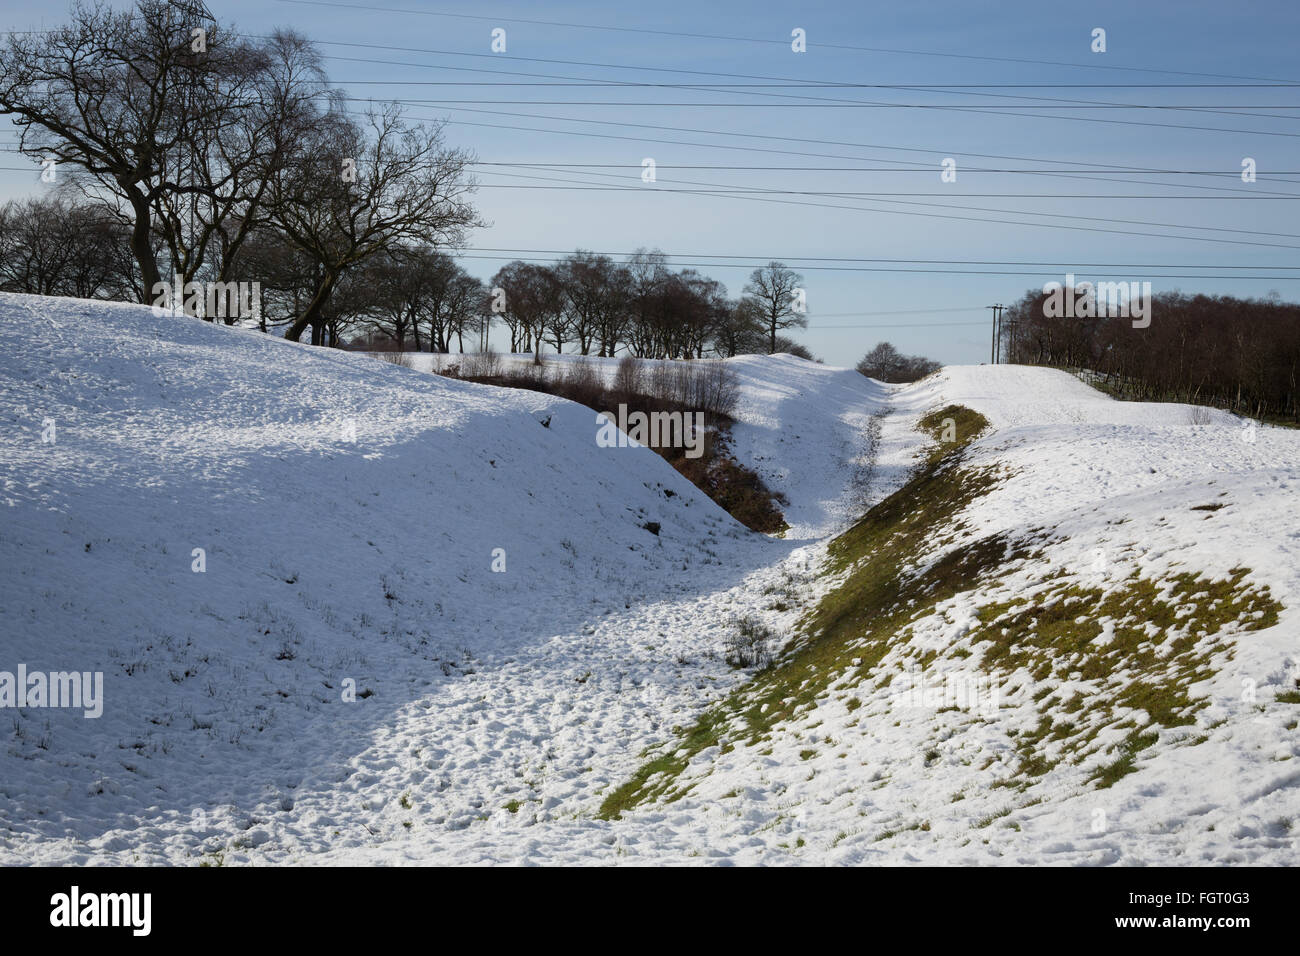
[
  {"left": 599, "top": 366, "right": 1300, "bottom": 865},
  {"left": 404, "top": 350, "right": 896, "bottom": 540},
  {"left": 0, "top": 293, "right": 815, "bottom": 864},
  {"left": 2, "top": 293, "right": 1297, "bottom": 865}
]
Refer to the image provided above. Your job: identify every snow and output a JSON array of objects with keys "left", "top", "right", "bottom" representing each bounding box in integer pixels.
[
  {"left": 1, "top": 293, "right": 1297, "bottom": 865},
  {"left": 403, "top": 350, "right": 896, "bottom": 541}
]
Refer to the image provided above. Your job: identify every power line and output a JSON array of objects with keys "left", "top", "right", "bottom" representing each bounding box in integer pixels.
[
  {"left": 332, "top": 81, "right": 1300, "bottom": 89},
  {"left": 461, "top": 247, "right": 1300, "bottom": 270},
  {"left": 817, "top": 320, "right": 991, "bottom": 330},
  {"left": 472, "top": 185, "right": 1300, "bottom": 199},
  {"left": 466, "top": 162, "right": 1300, "bottom": 176},
  {"left": 269, "top": 1, "right": 1299, "bottom": 84},
  {"left": 316, "top": 76, "right": 1300, "bottom": 203},
  {"left": 316, "top": 52, "right": 1300, "bottom": 130},
  {"left": 11, "top": 24, "right": 1288, "bottom": 185},
  {"left": 453, "top": 252, "right": 1300, "bottom": 280},
  {"left": 469, "top": 165, "right": 1300, "bottom": 245},
  {"left": 334, "top": 98, "right": 1300, "bottom": 109},
  {"left": 370, "top": 104, "right": 1300, "bottom": 198},
  {"left": 27, "top": 14, "right": 1258, "bottom": 96},
  {"left": 313, "top": 57, "right": 1300, "bottom": 196},
  {"left": 318, "top": 52, "right": 1299, "bottom": 143},
  {"left": 821, "top": 84, "right": 1300, "bottom": 124},
  {"left": 811, "top": 307, "right": 985, "bottom": 317},
  {"left": 450, "top": 158, "right": 1300, "bottom": 251},
  {"left": 346, "top": 94, "right": 1300, "bottom": 140},
  {"left": 15, "top": 19, "right": 1298, "bottom": 141},
  {"left": 326, "top": 73, "right": 1300, "bottom": 128},
  {"left": 7, "top": 22, "right": 1292, "bottom": 254},
  {"left": 80, "top": 95, "right": 1261, "bottom": 251},
  {"left": 466, "top": 170, "right": 1300, "bottom": 251},
  {"left": 278, "top": 34, "right": 1300, "bottom": 110},
  {"left": 25, "top": 146, "right": 1280, "bottom": 186}
]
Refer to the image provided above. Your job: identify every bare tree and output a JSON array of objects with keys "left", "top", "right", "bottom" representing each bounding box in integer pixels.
[
  {"left": 742, "top": 261, "right": 807, "bottom": 354},
  {"left": 0, "top": 193, "right": 135, "bottom": 299},
  {"left": 0, "top": 1, "right": 257, "bottom": 298},
  {"left": 624, "top": 248, "right": 670, "bottom": 358},
  {"left": 557, "top": 251, "right": 628, "bottom": 356},
  {"left": 1002, "top": 286, "right": 1300, "bottom": 421},
  {"left": 676, "top": 269, "right": 727, "bottom": 359},
  {"left": 856, "top": 342, "right": 939, "bottom": 382},
  {"left": 169, "top": 29, "right": 328, "bottom": 289},
  {"left": 365, "top": 249, "right": 424, "bottom": 350},
  {"left": 856, "top": 342, "right": 903, "bottom": 381},
  {"left": 442, "top": 269, "right": 485, "bottom": 353},
  {"left": 227, "top": 222, "right": 317, "bottom": 333},
  {"left": 489, "top": 261, "right": 562, "bottom": 358},
  {"left": 712, "top": 297, "right": 765, "bottom": 357},
  {"left": 263, "top": 104, "right": 480, "bottom": 344},
  {"left": 489, "top": 261, "right": 531, "bottom": 352}
]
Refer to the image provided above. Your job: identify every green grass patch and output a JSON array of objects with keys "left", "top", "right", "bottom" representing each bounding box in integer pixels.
[
  {"left": 599, "top": 406, "right": 1009, "bottom": 819},
  {"left": 916, "top": 404, "right": 991, "bottom": 466},
  {"left": 1090, "top": 730, "right": 1160, "bottom": 788},
  {"left": 597, "top": 401, "right": 1284, "bottom": 818},
  {"left": 971, "top": 567, "right": 1280, "bottom": 783}
]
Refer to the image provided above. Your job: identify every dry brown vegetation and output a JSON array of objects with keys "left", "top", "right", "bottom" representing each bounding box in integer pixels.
[{"left": 444, "top": 356, "right": 788, "bottom": 533}]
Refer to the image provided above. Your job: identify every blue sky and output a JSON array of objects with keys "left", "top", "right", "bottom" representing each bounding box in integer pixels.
[{"left": 3, "top": 0, "right": 1299, "bottom": 364}]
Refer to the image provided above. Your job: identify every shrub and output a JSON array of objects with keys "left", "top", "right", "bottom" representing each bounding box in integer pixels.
[
  {"left": 675, "top": 450, "right": 788, "bottom": 534},
  {"left": 375, "top": 351, "right": 415, "bottom": 369},
  {"left": 725, "top": 614, "right": 776, "bottom": 668},
  {"left": 561, "top": 357, "right": 604, "bottom": 407},
  {"left": 691, "top": 361, "right": 740, "bottom": 418},
  {"left": 638, "top": 359, "right": 739, "bottom": 418},
  {"left": 646, "top": 359, "right": 674, "bottom": 403},
  {"left": 461, "top": 349, "right": 503, "bottom": 379},
  {"left": 500, "top": 359, "right": 551, "bottom": 391},
  {"left": 612, "top": 355, "right": 646, "bottom": 400}
]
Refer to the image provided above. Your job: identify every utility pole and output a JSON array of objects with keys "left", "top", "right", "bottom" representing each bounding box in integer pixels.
[{"left": 987, "top": 304, "right": 1004, "bottom": 364}]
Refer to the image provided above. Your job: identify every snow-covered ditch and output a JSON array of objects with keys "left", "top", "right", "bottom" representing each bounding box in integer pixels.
[{"left": 1, "top": 294, "right": 1296, "bottom": 864}]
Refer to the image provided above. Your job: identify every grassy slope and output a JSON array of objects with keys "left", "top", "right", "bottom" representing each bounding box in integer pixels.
[{"left": 600, "top": 404, "right": 1282, "bottom": 819}]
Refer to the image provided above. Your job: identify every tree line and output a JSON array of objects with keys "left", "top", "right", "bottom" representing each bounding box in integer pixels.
[
  {"left": 0, "top": 0, "right": 815, "bottom": 361},
  {"left": 854, "top": 341, "right": 941, "bottom": 383},
  {"left": 483, "top": 253, "right": 809, "bottom": 360},
  {"left": 0, "top": 0, "right": 477, "bottom": 345},
  {"left": 0, "top": 183, "right": 813, "bottom": 359},
  {"left": 1000, "top": 286, "right": 1300, "bottom": 422}
]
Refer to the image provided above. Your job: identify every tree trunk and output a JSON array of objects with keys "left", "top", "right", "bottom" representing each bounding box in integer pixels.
[
  {"left": 124, "top": 184, "right": 162, "bottom": 303},
  {"left": 284, "top": 271, "right": 338, "bottom": 342}
]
